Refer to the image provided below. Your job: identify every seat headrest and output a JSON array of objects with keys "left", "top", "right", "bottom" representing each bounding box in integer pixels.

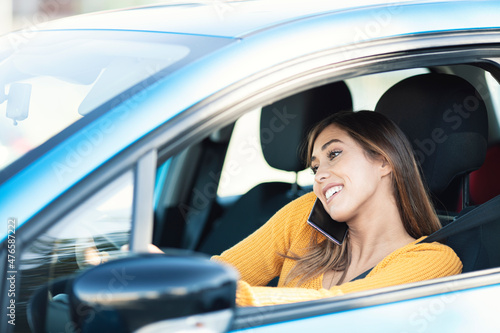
[
  {"left": 375, "top": 73, "right": 488, "bottom": 194},
  {"left": 260, "top": 81, "right": 352, "bottom": 172}
]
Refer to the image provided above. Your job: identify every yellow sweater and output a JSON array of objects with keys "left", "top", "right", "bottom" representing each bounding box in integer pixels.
[{"left": 213, "top": 192, "right": 463, "bottom": 307}]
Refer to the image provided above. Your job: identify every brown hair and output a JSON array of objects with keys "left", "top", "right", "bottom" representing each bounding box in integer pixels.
[{"left": 285, "top": 111, "right": 441, "bottom": 286}]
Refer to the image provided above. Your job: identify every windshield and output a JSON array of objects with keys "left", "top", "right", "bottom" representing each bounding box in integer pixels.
[{"left": 0, "top": 30, "right": 193, "bottom": 170}]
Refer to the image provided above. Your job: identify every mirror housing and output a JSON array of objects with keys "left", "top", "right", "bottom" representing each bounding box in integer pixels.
[
  {"left": 6, "top": 82, "right": 31, "bottom": 125},
  {"left": 69, "top": 253, "right": 238, "bottom": 333}
]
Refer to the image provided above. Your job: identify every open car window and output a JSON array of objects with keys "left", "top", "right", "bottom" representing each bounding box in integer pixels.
[
  {"left": 217, "top": 68, "right": 430, "bottom": 201},
  {"left": 152, "top": 60, "right": 500, "bottom": 312},
  {"left": 153, "top": 67, "right": 434, "bottom": 256}
]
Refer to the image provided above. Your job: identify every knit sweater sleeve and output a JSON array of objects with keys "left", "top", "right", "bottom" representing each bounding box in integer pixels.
[
  {"left": 211, "top": 192, "right": 316, "bottom": 286},
  {"left": 235, "top": 239, "right": 463, "bottom": 306}
]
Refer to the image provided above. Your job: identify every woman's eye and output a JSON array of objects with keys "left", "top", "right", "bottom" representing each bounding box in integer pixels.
[
  {"left": 328, "top": 150, "right": 342, "bottom": 160},
  {"left": 311, "top": 151, "right": 341, "bottom": 174}
]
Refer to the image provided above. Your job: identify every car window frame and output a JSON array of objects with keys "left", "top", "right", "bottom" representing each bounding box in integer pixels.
[
  {"left": 130, "top": 150, "right": 157, "bottom": 252},
  {"left": 3, "top": 29, "right": 500, "bottom": 332}
]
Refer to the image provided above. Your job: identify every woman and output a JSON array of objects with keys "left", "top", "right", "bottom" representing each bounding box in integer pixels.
[{"left": 212, "top": 111, "right": 462, "bottom": 306}]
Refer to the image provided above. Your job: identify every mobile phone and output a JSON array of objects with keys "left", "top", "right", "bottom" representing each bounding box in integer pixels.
[{"left": 307, "top": 198, "right": 348, "bottom": 245}]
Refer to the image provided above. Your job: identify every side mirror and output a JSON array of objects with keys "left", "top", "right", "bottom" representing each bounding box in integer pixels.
[{"left": 68, "top": 253, "right": 238, "bottom": 333}]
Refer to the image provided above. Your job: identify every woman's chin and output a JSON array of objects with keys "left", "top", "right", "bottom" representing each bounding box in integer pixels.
[
  {"left": 326, "top": 208, "right": 341, "bottom": 222},
  {"left": 326, "top": 206, "right": 350, "bottom": 223}
]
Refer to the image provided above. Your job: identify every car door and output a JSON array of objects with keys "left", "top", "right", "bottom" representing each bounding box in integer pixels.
[
  {"left": 148, "top": 46, "right": 500, "bottom": 332},
  {"left": 140, "top": 40, "right": 500, "bottom": 332}
]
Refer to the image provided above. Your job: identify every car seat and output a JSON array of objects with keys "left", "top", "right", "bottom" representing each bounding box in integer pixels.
[
  {"left": 374, "top": 73, "right": 497, "bottom": 273},
  {"left": 197, "top": 81, "right": 352, "bottom": 256},
  {"left": 446, "top": 142, "right": 500, "bottom": 273},
  {"left": 374, "top": 73, "right": 488, "bottom": 217}
]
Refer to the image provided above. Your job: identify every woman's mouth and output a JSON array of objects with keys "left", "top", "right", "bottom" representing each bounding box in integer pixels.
[{"left": 325, "top": 185, "right": 343, "bottom": 201}]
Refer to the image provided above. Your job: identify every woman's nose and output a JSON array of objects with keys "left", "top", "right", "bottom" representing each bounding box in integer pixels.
[{"left": 314, "top": 165, "right": 330, "bottom": 183}]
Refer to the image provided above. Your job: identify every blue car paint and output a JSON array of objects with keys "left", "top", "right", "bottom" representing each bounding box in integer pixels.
[
  {"left": 231, "top": 283, "right": 500, "bottom": 332},
  {"left": 40, "top": 0, "right": 500, "bottom": 40},
  {"left": 154, "top": 158, "right": 171, "bottom": 209},
  {"left": 39, "top": 0, "right": 394, "bottom": 38},
  {"left": 2, "top": 1, "right": 500, "bottom": 240}
]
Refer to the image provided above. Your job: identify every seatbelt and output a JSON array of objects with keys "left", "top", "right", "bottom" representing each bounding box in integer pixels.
[
  {"left": 352, "top": 196, "right": 500, "bottom": 281},
  {"left": 351, "top": 267, "right": 373, "bottom": 281},
  {"left": 419, "top": 194, "right": 500, "bottom": 244}
]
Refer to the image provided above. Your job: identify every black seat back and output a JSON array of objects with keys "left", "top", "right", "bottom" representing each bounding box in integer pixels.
[
  {"left": 198, "top": 81, "right": 352, "bottom": 255},
  {"left": 375, "top": 73, "right": 488, "bottom": 213},
  {"left": 375, "top": 73, "right": 491, "bottom": 273}
]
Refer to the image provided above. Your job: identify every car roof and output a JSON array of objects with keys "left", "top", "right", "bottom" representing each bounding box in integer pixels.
[{"left": 40, "top": 0, "right": 454, "bottom": 38}]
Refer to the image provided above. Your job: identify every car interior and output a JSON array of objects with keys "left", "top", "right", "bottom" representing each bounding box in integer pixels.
[
  {"left": 197, "top": 81, "right": 353, "bottom": 256},
  {"left": 18, "top": 63, "right": 500, "bottom": 332},
  {"left": 153, "top": 65, "right": 500, "bottom": 268}
]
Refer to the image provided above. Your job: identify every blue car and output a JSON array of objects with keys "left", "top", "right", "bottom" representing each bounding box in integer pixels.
[{"left": 2, "top": 0, "right": 500, "bottom": 332}]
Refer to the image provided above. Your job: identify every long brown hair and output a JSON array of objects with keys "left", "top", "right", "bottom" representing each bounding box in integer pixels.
[{"left": 285, "top": 111, "right": 441, "bottom": 286}]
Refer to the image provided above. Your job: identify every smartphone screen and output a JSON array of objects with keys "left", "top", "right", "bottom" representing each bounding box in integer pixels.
[{"left": 307, "top": 198, "right": 348, "bottom": 245}]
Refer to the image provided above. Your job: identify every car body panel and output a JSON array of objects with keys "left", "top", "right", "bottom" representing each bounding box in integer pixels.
[
  {"left": 230, "top": 283, "right": 500, "bottom": 332},
  {"left": 38, "top": 0, "right": 415, "bottom": 38},
  {"left": 39, "top": 0, "right": 500, "bottom": 39}
]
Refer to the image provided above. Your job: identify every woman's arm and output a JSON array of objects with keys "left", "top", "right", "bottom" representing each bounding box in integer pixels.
[
  {"left": 212, "top": 192, "right": 316, "bottom": 286},
  {"left": 235, "top": 239, "right": 463, "bottom": 306}
]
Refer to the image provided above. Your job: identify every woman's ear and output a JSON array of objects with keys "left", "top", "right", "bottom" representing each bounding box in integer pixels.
[{"left": 379, "top": 157, "right": 392, "bottom": 177}]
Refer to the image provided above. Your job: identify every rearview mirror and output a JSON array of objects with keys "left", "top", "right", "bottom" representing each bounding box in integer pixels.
[
  {"left": 5, "top": 82, "right": 31, "bottom": 125},
  {"left": 68, "top": 253, "right": 238, "bottom": 333}
]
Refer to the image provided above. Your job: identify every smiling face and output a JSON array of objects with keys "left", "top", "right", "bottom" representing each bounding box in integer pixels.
[{"left": 311, "top": 124, "right": 393, "bottom": 224}]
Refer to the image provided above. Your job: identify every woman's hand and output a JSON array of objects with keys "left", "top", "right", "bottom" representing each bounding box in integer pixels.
[
  {"left": 120, "top": 244, "right": 164, "bottom": 253},
  {"left": 83, "top": 245, "right": 110, "bottom": 265}
]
